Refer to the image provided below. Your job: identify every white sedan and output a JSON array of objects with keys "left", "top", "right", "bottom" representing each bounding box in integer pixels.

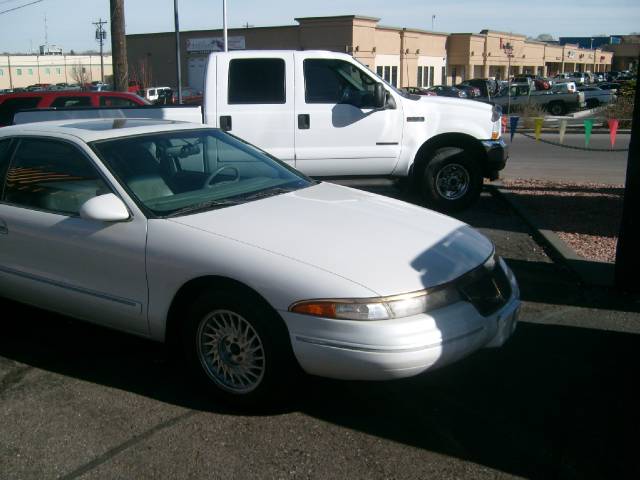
[{"left": 0, "top": 119, "right": 520, "bottom": 406}]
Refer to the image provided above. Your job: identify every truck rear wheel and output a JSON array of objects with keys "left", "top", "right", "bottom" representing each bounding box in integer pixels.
[
  {"left": 548, "top": 101, "right": 567, "bottom": 115},
  {"left": 420, "top": 147, "right": 482, "bottom": 212}
]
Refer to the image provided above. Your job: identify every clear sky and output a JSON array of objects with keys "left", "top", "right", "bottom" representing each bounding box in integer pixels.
[{"left": 0, "top": 0, "right": 638, "bottom": 53}]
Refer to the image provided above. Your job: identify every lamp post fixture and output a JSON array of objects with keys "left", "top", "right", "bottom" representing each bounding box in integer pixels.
[{"left": 503, "top": 42, "right": 514, "bottom": 114}]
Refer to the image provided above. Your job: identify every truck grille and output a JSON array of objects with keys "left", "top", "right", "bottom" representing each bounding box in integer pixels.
[{"left": 457, "top": 256, "right": 512, "bottom": 316}]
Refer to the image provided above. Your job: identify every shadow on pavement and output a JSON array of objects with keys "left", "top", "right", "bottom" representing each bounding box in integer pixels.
[{"left": 0, "top": 300, "right": 637, "bottom": 479}]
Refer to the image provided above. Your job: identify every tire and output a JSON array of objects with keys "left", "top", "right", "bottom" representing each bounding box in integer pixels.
[
  {"left": 548, "top": 101, "right": 567, "bottom": 115},
  {"left": 181, "top": 288, "right": 296, "bottom": 408},
  {"left": 420, "top": 146, "right": 482, "bottom": 212}
]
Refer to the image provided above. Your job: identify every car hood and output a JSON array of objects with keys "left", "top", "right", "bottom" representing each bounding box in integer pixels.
[{"left": 168, "top": 182, "right": 494, "bottom": 296}]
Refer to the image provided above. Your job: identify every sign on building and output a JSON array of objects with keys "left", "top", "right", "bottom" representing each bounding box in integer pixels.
[{"left": 186, "top": 36, "right": 246, "bottom": 54}]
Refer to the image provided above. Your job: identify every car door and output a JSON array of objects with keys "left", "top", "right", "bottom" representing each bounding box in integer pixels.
[
  {"left": 293, "top": 53, "right": 403, "bottom": 176},
  {"left": 211, "top": 52, "right": 295, "bottom": 166},
  {"left": 0, "top": 136, "right": 149, "bottom": 335}
]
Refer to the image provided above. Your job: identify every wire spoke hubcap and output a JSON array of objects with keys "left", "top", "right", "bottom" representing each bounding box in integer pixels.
[
  {"left": 197, "top": 309, "right": 265, "bottom": 394},
  {"left": 435, "top": 163, "right": 470, "bottom": 200}
]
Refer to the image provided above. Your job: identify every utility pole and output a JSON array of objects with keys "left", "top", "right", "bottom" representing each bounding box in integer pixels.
[
  {"left": 174, "top": 0, "right": 182, "bottom": 103},
  {"left": 431, "top": 15, "right": 435, "bottom": 31},
  {"left": 94, "top": 18, "right": 108, "bottom": 83},
  {"left": 615, "top": 54, "right": 640, "bottom": 292},
  {"left": 110, "top": 0, "right": 128, "bottom": 92}
]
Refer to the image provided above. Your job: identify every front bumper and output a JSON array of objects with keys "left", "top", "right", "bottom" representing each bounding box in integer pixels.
[
  {"left": 280, "top": 258, "right": 520, "bottom": 381},
  {"left": 481, "top": 138, "right": 508, "bottom": 178}
]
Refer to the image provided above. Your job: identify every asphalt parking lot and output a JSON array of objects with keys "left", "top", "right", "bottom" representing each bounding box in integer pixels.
[{"left": 1, "top": 185, "right": 639, "bottom": 479}]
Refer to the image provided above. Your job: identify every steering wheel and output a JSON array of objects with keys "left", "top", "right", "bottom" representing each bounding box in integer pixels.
[{"left": 202, "top": 165, "right": 240, "bottom": 188}]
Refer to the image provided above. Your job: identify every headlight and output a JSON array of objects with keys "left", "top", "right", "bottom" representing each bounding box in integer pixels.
[{"left": 289, "top": 287, "right": 461, "bottom": 321}]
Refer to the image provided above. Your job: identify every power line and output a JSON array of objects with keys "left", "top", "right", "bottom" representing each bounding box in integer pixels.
[{"left": 0, "top": 0, "right": 43, "bottom": 15}]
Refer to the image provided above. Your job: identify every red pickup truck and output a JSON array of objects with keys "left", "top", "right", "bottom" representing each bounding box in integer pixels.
[{"left": 0, "top": 91, "right": 149, "bottom": 126}]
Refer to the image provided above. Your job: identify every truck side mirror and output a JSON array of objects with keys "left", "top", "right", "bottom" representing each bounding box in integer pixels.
[{"left": 374, "top": 83, "right": 386, "bottom": 109}]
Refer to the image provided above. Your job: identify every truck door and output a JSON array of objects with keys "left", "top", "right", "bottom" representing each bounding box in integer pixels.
[
  {"left": 293, "top": 52, "right": 403, "bottom": 176},
  {"left": 210, "top": 52, "right": 295, "bottom": 167}
]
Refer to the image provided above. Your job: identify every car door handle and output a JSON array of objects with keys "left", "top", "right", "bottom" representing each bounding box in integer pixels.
[
  {"left": 220, "top": 115, "right": 232, "bottom": 132},
  {"left": 298, "top": 114, "right": 310, "bottom": 130},
  {"left": 0, "top": 219, "right": 7, "bottom": 235}
]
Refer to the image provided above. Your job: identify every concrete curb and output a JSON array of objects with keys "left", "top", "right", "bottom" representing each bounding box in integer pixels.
[{"left": 487, "top": 184, "right": 615, "bottom": 287}]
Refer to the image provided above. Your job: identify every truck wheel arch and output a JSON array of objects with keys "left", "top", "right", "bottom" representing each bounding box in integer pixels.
[{"left": 411, "top": 133, "right": 488, "bottom": 180}]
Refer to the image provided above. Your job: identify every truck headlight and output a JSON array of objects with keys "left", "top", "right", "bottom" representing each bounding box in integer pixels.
[{"left": 289, "top": 287, "right": 461, "bottom": 321}]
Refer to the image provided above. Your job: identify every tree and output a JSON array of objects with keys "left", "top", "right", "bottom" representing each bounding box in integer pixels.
[
  {"left": 536, "top": 34, "right": 555, "bottom": 42},
  {"left": 130, "top": 57, "right": 153, "bottom": 90},
  {"left": 70, "top": 62, "right": 90, "bottom": 88}
]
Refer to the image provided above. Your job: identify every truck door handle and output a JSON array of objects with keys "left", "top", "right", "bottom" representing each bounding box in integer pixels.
[
  {"left": 0, "top": 219, "right": 7, "bottom": 235},
  {"left": 220, "top": 115, "right": 232, "bottom": 131},
  {"left": 298, "top": 114, "right": 310, "bottom": 130}
]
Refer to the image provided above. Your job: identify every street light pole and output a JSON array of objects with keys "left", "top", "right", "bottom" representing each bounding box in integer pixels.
[
  {"left": 504, "top": 42, "right": 514, "bottom": 114},
  {"left": 174, "top": 0, "right": 182, "bottom": 104},
  {"left": 223, "top": 0, "right": 228, "bottom": 52}
]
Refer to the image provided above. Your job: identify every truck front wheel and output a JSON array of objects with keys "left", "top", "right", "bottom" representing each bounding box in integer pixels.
[{"left": 420, "top": 147, "right": 482, "bottom": 212}]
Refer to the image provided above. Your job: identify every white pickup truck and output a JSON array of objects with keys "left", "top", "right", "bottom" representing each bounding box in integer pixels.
[
  {"left": 12, "top": 50, "right": 508, "bottom": 211},
  {"left": 202, "top": 50, "right": 507, "bottom": 211}
]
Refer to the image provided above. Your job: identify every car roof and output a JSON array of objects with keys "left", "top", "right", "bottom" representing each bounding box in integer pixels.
[
  {"left": 0, "top": 118, "right": 207, "bottom": 143},
  {"left": 0, "top": 91, "right": 142, "bottom": 101}
]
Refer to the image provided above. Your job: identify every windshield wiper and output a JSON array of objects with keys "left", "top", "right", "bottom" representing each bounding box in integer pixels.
[
  {"left": 239, "top": 187, "right": 297, "bottom": 201},
  {"left": 165, "top": 198, "right": 243, "bottom": 217}
]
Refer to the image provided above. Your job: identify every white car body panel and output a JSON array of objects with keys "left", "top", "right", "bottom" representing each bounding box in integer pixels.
[{"left": 0, "top": 120, "right": 519, "bottom": 382}]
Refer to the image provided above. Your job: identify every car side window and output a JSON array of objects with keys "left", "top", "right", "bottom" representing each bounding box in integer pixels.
[
  {"left": 304, "top": 59, "right": 377, "bottom": 107},
  {"left": 228, "top": 58, "right": 285, "bottom": 104},
  {"left": 100, "top": 96, "right": 139, "bottom": 107},
  {"left": 0, "top": 97, "right": 42, "bottom": 126},
  {"left": 3, "top": 138, "right": 111, "bottom": 216},
  {"left": 50, "top": 96, "right": 92, "bottom": 108}
]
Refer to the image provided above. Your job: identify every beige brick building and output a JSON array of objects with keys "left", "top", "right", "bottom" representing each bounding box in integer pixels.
[
  {"left": 126, "top": 14, "right": 614, "bottom": 91},
  {"left": 0, "top": 54, "right": 113, "bottom": 90},
  {"left": 447, "top": 30, "right": 613, "bottom": 84}
]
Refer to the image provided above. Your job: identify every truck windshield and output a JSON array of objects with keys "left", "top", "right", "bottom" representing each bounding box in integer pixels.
[{"left": 91, "top": 128, "right": 313, "bottom": 217}]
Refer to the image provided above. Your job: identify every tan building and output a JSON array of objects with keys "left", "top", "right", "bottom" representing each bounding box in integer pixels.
[
  {"left": 0, "top": 54, "right": 113, "bottom": 90},
  {"left": 447, "top": 30, "right": 613, "bottom": 84},
  {"left": 126, "top": 15, "right": 616, "bottom": 92},
  {"left": 126, "top": 15, "right": 448, "bottom": 91},
  {"left": 603, "top": 35, "right": 640, "bottom": 71}
]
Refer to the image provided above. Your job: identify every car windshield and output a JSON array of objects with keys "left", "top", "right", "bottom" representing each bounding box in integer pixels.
[{"left": 91, "top": 128, "right": 314, "bottom": 217}]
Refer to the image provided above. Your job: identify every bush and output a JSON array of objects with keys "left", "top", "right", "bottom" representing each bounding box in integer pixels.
[
  {"left": 604, "top": 84, "right": 635, "bottom": 128},
  {"left": 508, "top": 102, "right": 547, "bottom": 127}
]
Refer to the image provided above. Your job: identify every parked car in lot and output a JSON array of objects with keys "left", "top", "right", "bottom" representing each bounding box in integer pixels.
[
  {"left": 458, "top": 79, "right": 500, "bottom": 98},
  {"left": 144, "top": 86, "right": 172, "bottom": 103},
  {"left": 402, "top": 86, "right": 437, "bottom": 96},
  {"left": 425, "top": 85, "right": 468, "bottom": 98},
  {"left": 577, "top": 85, "right": 616, "bottom": 108},
  {"left": 551, "top": 82, "right": 577, "bottom": 94},
  {"left": 0, "top": 91, "right": 149, "bottom": 126},
  {"left": 180, "top": 86, "right": 204, "bottom": 104},
  {"left": 484, "top": 82, "right": 585, "bottom": 115},
  {"left": 597, "top": 82, "right": 622, "bottom": 93},
  {"left": 0, "top": 119, "right": 520, "bottom": 406},
  {"left": 513, "top": 75, "right": 551, "bottom": 91},
  {"left": 455, "top": 84, "right": 482, "bottom": 98}
]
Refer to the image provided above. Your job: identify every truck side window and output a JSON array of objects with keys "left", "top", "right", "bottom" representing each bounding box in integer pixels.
[
  {"left": 228, "top": 58, "right": 285, "bottom": 104},
  {"left": 304, "top": 59, "right": 377, "bottom": 108}
]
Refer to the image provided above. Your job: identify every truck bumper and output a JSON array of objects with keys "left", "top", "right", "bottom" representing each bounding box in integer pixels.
[{"left": 482, "top": 138, "right": 508, "bottom": 179}]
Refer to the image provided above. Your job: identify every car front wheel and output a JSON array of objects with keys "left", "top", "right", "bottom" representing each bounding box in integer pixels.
[{"left": 182, "top": 288, "right": 295, "bottom": 408}]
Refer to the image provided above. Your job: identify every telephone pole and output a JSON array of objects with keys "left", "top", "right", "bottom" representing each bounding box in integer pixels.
[
  {"left": 110, "top": 0, "right": 128, "bottom": 91},
  {"left": 93, "top": 18, "right": 108, "bottom": 83}
]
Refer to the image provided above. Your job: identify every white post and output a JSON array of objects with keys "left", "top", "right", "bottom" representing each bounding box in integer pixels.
[{"left": 223, "top": 0, "right": 228, "bottom": 52}]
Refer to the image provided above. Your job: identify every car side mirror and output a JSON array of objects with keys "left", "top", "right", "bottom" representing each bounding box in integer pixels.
[
  {"left": 374, "top": 83, "right": 386, "bottom": 109},
  {"left": 79, "top": 193, "right": 130, "bottom": 222}
]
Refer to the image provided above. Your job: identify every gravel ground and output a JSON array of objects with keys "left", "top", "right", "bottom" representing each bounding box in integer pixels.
[{"left": 498, "top": 179, "right": 624, "bottom": 263}]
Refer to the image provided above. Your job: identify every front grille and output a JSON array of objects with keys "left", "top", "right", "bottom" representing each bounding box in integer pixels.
[{"left": 457, "top": 256, "right": 511, "bottom": 316}]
